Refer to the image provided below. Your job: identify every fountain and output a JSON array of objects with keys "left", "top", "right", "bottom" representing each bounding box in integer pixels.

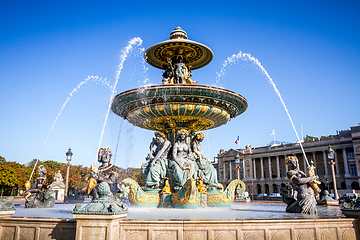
[
  {"left": 1, "top": 27, "right": 359, "bottom": 240},
  {"left": 111, "top": 27, "right": 247, "bottom": 208}
]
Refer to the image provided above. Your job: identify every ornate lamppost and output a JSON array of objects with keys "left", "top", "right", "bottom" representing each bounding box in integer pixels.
[
  {"left": 65, "top": 148, "right": 73, "bottom": 202},
  {"left": 327, "top": 145, "right": 338, "bottom": 200},
  {"left": 235, "top": 155, "right": 241, "bottom": 180}
]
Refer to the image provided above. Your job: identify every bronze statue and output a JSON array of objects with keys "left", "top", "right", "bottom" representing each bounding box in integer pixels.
[
  {"left": 141, "top": 131, "right": 171, "bottom": 189},
  {"left": 162, "top": 56, "right": 197, "bottom": 85},
  {"left": 284, "top": 156, "right": 317, "bottom": 214},
  {"left": 91, "top": 147, "right": 118, "bottom": 199},
  {"left": 169, "top": 129, "right": 197, "bottom": 191},
  {"left": 22, "top": 165, "right": 55, "bottom": 208},
  {"left": 191, "top": 132, "right": 221, "bottom": 190}
]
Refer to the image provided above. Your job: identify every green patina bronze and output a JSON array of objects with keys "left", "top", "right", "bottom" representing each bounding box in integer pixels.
[
  {"left": 110, "top": 27, "right": 247, "bottom": 208},
  {"left": 72, "top": 182, "right": 128, "bottom": 215},
  {"left": 0, "top": 200, "right": 15, "bottom": 211},
  {"left": 111, "top": 84, "right": 247, "bottom": 143}
]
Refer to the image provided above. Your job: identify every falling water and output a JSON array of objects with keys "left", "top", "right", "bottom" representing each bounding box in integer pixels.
[
  {"left": 113, "top": 119, "right": 124, "bottom": 165},
  {"left": 216, "top": 51, "right": 309, "bottom": 166},
  {"left": 29, "top": 76, "right": 109, "bottom": 181},
  {"left": 95, "top": 37, "right": 143, "bottom": 164}
]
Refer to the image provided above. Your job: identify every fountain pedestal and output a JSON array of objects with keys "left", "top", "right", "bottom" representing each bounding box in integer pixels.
[{"left": 73, "top": 213, "right": 127, "bottom": 240}]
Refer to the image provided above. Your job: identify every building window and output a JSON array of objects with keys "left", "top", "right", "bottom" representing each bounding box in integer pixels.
[
  {"left": 279, "top": 169, "right": 282, "bottom": 177},
  {"left": 349, "top": 152, "right": 355, "bottom": 159},
  {"left": 350, "top": 164, "right": 357, "bottom": 176},
  {"left": 234, "top": 171, "right": 237, "bottom": 179},
  {"left": 240, "top": 171, "right": 244, "bottom": 179}
]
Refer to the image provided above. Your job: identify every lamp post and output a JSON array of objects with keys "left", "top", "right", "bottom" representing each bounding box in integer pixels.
[
  {"left": 327, "top": 145, "right": 338, "bottom": 200},
  {"left": 235, "top": 155, "right": 241, "bottom": 180},
  {"left": 65, "top": 148, "right": 73, "bottom": 202}
]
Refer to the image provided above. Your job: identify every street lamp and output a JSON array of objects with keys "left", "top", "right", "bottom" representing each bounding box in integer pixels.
[
  {"left": 327, "top": 145, "right": 338, "bottom": 200},
  {"left": 235, "top": 155, "right": 241, "bottom": 180},
  {"left": 65, "top": 148, "right": 73, "bottom": 202}
]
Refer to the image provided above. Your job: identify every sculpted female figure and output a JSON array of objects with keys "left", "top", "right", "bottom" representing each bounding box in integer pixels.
[
  {"left": 89, "top": 146, "right": 118, "bottom": 199},
  {"left": 285, "top": 156, "right": 317, "bottom": 214},
  {"left": 191, "top": 132, "right": 220, "bottom": 190},
  {"left": 141, "top": 131, "right": 171, "bottom": 189},
  {"left": 169, "top": 129, "right": 197, "bottom": 191}
]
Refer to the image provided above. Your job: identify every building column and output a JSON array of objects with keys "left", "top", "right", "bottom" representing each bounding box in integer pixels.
[
  {"left": 323, "top": 150, "right": 329, "bottom": 176},
  {"left": 343, "top": 148, "right": 350, "bottom": 177},
  {"left": 312, "top": 152, "right": 316, "bottom": 165},
  {"left": 223, "top": 162, "right": 226, "bottom": 180},
  {"left": 242, "top": 159, "right": 246, "bottom": 179},
  {"left": 229, "top": 160, "right": 232, "bottom": 180},
  {"left": 334, "top": 150, "right": 339, "bottom": 176},
  {"left": 253, "top": 158, "right": 257, "bottom": 180},
  {"left": 268, "top": 157, "right": 272, "bottom": 180},
  {"left": 276, "top": 155, "right": 280, "bottom": 180},
  {"left": 260, "top": 158, "right": 264, "bottom": 180}
]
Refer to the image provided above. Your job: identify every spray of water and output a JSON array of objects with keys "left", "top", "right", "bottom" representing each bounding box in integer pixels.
[
  {"left": 96, "top": 37, "right": 143, "bottom": 164},
  {"left": 216, "top": 51, "right": 309, "bottom": 166},
  {"left": 29, "top": 76, "right": 109, "bottom": 181},
  {"left": 113, "top": 119, "right": 124, "bottom": 165}
]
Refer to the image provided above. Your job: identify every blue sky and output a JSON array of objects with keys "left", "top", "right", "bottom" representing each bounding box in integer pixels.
[{"left": 1, "top": 1, "right": 359, "bottom": 169}]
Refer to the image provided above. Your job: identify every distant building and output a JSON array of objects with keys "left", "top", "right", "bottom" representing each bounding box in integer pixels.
[{"left": 215, "top": 125, "right": 360, "bottom": 195}]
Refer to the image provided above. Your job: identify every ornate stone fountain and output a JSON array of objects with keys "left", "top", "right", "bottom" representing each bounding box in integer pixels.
[{"left": 111, "top": 27, "right": 247, "bottom": 208}]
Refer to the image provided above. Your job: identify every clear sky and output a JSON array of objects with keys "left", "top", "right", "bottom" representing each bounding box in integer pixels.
[{"left": 1, "top": 1, "right": 359, "bottom": 169}]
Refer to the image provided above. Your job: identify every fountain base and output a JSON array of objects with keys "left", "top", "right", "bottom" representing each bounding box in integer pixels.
[{"left": 122, "top": 178, "right": 245, "bottom": 209}]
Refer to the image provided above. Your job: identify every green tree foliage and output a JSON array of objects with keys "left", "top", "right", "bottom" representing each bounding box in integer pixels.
[{"left": 0, "top": 156, "right": 142, "bottom": 196}]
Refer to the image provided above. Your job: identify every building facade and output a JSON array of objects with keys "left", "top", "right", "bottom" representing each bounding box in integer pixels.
[{"left": 214, "top": 125, "right": 360, "bottom": 196}]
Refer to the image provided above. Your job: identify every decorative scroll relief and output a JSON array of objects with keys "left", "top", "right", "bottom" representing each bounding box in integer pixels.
[{"left": 126, "top": 103, "right": 230, "bottom": 131}]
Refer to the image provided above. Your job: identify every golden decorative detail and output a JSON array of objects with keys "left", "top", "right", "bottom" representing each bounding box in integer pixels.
[
  {"left": 196, "top": 177, "right": 207, "bottom": 194},
  {"left": 207, "top": 179, "right": 245, "bottom": 204},
  {"left": 171, "top": 178, "right": 200, "bottom": 205},
  {"left": 143, "top": 106, "right": 150, "bottom": 113},
  {"left": 155, "top": 105, "right": 165, "bottom": 112},
  {"left": 122, "top": 178, "right": 160, "bottom": 204},
  {"left": 126, "top": 102, "right": 231, "bottom": 133},
  {"left": 307, "top": 163, "right": 321, "bottom": 195},
  {"left": 160, "top": 177, "right": 172, "bottom": 194}
]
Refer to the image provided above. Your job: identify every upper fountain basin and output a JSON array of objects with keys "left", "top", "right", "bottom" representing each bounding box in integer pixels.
[{"left": 111, "top": 84, "right": 247, "bottom": 133}]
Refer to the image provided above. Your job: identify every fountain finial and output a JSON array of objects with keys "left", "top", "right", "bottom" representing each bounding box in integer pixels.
[{"left": 170, "top": 27, "right": 188, "bottom": 40}]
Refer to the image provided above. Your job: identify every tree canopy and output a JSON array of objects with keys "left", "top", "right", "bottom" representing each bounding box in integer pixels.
[{"left": 0, "top": 156, "right": 141, "bottom": 196}]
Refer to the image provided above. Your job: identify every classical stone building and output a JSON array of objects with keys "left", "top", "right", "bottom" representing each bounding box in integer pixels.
[{"left": 214, "top": 125, "right": 360, "bottom": 196}]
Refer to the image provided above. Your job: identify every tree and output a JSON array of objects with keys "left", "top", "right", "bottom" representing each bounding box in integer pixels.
[{"left": 0, "top": 156, "right": 6, "bottom": 165}]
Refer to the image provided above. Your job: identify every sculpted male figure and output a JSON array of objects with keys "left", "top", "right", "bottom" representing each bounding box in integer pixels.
[
  {"left": 285, "top": 156, "right": 317, "bottom": 214},
  {"left": 142, "top": 132, "right": 171, "bottom": 189}
]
